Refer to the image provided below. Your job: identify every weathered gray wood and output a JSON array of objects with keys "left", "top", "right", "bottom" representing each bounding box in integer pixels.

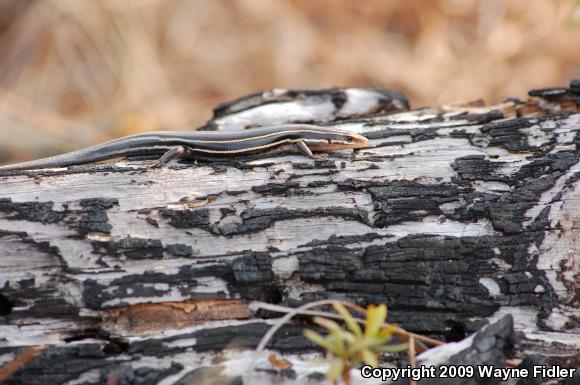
[{"left": 0, "top": 84, "right": 579, "bottom": 384}]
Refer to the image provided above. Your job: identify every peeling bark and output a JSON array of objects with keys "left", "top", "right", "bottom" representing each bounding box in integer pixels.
[{"left": 0, "top": 84, "right": 579, "bottom": 384}]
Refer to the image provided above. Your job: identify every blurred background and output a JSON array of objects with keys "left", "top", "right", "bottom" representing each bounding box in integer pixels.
[{"left": 0, "top": 0, "right": 578, "bottom": 162}]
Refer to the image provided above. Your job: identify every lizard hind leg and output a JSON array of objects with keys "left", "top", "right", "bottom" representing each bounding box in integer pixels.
[{"left": 149, "top": 146, "right": 196, "bottom": 168}]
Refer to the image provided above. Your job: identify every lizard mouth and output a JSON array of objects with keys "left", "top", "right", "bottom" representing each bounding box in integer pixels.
[{"left": 345, "top": 133, "right": 369, "bottom": 148}]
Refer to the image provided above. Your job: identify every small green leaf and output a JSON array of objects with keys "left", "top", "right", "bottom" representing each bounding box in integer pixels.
[
  {"left": 362, "top": 335, "right": 389, "bottom": 348},
  {"left": 374, "top": 342, "right": 409, "bottom": 353},
  {"left": 360, "top": 348, "right": 379, "bottom": 367},
  {"left": 327, "top": 333, "right": 348, "bottom": 357},
  {"left": 333, "top": 302, "right": 363, "bottom": 337},
  {"left": 377, "top": 324, "right": 397, "bottom": 340},
  {"left": 314, "top": 317, "right": 355, "bottom": 343},
  {"left": 326, "top": 358, "right": 344, "bottom": 382},
  {"left": 314, "top": 317, "right": 343, "bottom": 334},
  {"left": 304, "top": 330, "right": 333, "bottom": 351},
  {"left": 346, "top": 337, "right": 369, "bottom": 356},
  {"left": 365, "top": 304, "right": 387, "bottom": 337}
]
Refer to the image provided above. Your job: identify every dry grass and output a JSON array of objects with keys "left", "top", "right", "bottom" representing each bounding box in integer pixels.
[{"left": 0, "top": 0, "right": 578, "bottom": 161}]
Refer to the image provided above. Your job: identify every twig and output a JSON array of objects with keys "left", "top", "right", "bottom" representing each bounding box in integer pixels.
[
  {"left": 255, "top": 299, "right": 357, "bottom": 354},
  {"left": 408, "top": 335, "right": 417, "bottom": 385},
  {"left": 0, "top": 345, "right": 45, "bottom": 382}
]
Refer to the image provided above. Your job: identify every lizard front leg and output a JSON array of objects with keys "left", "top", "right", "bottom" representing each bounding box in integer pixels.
[
  {"left": 296, "top": 140, "right": 328, "bottom": 160},
  {"left": 149, "top": 146, "right": 196, "bottom": 168}
]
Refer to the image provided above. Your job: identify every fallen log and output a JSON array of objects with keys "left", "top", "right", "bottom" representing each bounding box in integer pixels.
[{"left": 0, "top": 83, "right": 578, "bottom": 384}]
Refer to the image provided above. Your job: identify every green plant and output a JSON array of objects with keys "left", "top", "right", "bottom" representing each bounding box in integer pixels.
[{"left": 304, "top": 303, "right": 407, "bottom": 385}]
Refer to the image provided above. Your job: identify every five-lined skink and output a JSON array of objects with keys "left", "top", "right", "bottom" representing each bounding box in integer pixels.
[{"left": 0, "top": 124, "right": 368, "bottom": 171}]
